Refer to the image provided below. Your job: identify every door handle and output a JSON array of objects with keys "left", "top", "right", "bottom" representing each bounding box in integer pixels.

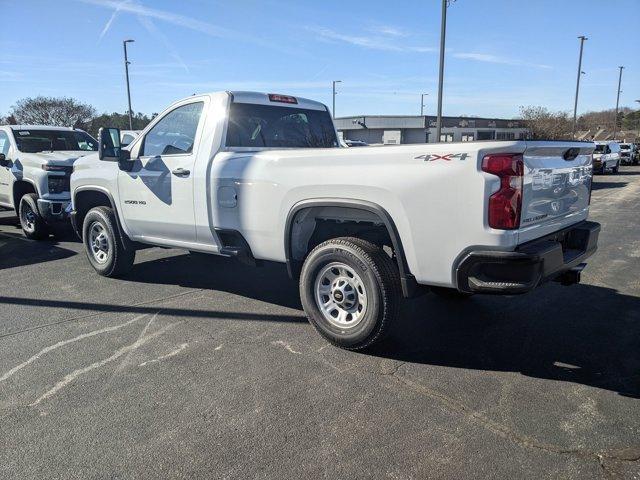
[{"left": 172, "top": 168, "right": 190, "bottom": 177}]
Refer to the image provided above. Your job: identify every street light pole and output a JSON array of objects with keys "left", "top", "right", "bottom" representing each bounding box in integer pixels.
[
  {"left": 613, "top": 66, "right": 624, "bottom": 141},
  {"left": 572, "top": 36, "right": 587, "bottom": 138},
  {"left": 332, "top": 80, "right": 342, "bottom": 119},
  {"left": 435, "top": 0, "right": 452, "bottom": 143},
  {"left": 421, "top": 93, "right": 428, "bottom": 116},
  {"left": 123, "top": 39, "right": 135, "bottom": 130}
]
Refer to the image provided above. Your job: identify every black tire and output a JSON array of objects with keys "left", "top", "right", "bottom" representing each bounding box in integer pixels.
[
  {"left": 299, "top": 237, "right": 401, "bottom": 351},
  {"left": 82, "top": 206, "right": 135, "bottom": 277},
  {"left": 18, "top": 193, "right": 49, "bottom": 240},
  {"left": 430, "top": 286, "right": 473, "bottom": 299}
]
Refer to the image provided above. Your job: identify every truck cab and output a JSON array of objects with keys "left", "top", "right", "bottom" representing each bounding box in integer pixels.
[{"left": 0, "top": 125, "right": 97, "bottom": 239}]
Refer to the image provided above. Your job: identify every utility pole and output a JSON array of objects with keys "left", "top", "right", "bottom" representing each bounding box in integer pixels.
[
  {"left": 123, "top": 39, "right": 135, "bottom": 130},
  {"left": 332, "top": 80, "right": 342, "bottom": 119},
  {"left": 572, "top": 36, "right": 587, "bottom": 138},
  {"left": 435, "top": 0, "right": 453, "bottom": 142},
  {"left": 613, "top": 66, "right": 624, "bottom": 141},
  {"left": 421, "top": 93, "right": 428, "bottom": 116}
]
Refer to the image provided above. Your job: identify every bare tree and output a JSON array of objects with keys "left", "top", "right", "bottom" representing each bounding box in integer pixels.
[
  {"left": 576, "top": 108, "right": 633, "bottom": 133},
  {"left": 0, "top": 114, "right": 16, "bottom": 125},
  {"left": 519, "top": 106, "right": 572, "bottom": 140},
  {"left": 9, "top": 96, "right": 96, "bottom": 129}
]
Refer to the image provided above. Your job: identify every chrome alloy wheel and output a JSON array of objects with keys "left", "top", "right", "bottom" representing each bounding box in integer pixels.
[
  {"left": 20, "top": 203, "right": 36, "bottom": 233},
  {"left": 314, "top": 262, "right": 367, "bottom": 328},
  {"left": 88, "top": 221, "right": 110, "bottom": 264}
]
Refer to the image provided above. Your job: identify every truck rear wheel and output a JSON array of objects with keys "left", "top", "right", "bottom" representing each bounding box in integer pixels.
[
  {"left": 82, "top": 206, "right": 135, "bottom": 277},
  {"left": 299, "top": 237, "right": 401, "bottom": 350},
  {"left": 19, "top": 193, "right": 49, "bottom": 240}
]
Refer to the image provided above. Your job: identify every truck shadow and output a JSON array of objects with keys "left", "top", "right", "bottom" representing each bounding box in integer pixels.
[
  {"left": 371, "top": 283, "right": 640, "bottom": 399},
  {"left": 128, "top": 252, "right": 640, "bottom": 398},
  {"left": 591, "top": 181, "right": 628, "bottom": 191},
  {"left": 0, "top": 231, "right": 77, "bottom": 269},
  {"left": 0, "top": 213, "right": 20, "bottom": 228},
  {"left": 128, "top": 252, "right": 303, "bottom": 310}
]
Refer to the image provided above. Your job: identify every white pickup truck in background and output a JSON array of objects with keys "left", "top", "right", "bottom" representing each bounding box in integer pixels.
[
  {"left": 70, "top": 91, "right": 600, "bottom": 350},
  {"left": 0, "top": 125, "right": 98, "bottom": 239},
  {"left": 592, "top": 141, "right": 621, "bottom": 174}
]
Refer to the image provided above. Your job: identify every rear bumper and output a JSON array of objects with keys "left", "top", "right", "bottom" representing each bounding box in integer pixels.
[
  {"left": 36, "top": 199, "right": 70, "bottom": 222},
  {"left": 456, "top": 220, "right": 600, "bottom": 294}
]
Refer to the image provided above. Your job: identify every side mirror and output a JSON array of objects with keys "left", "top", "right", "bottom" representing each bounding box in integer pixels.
[
  {"left": 0, "top": 153, "right": 9, "bottom": 167},
  {"left": 98, "top": 127, "right": 122, "bottom": 161},
  {"left": 98, "top": 127, "right": 132, "bottom": 171}
]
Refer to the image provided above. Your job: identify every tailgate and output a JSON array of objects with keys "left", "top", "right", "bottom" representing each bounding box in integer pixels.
[{"left": 519, "top": 141, "right": 594, "bottom": 243}]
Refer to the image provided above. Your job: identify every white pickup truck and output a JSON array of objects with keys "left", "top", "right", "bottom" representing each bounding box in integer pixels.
[
  {"left": 0, "top": 125, "right": 98, "bottom": 239},
  {"left": 70, "top": 91, "right": 600, "bottom": 350}
]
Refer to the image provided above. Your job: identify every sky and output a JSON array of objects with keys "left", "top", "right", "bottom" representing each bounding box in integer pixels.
[{"left": 1, "top": 0, "right": 639, "bottom": 119}]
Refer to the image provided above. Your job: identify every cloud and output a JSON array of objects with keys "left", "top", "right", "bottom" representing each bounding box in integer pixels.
[
  {"left": 0, "top": 71, "right": 22, "bottom": 82},
  {"left": 453, "top": 52, "right": 552, "bottom": 69},
  {"left": 369, "top": 24, "right": 409, "bottom": 37},
  {"left": 135, "top": 13, "right": 190, "bottom": 74},
  {"left": 78, "top": 0, "right": 236, "bottom": 38},
  {"left": 309, "top": 27, "right": 435, "bottom": 53},
  {"left": 98, "top": 0, "right": 130, "bottom": 40},
  {"left": 76, "top": 0, "right": 296, "bottom": 53}
]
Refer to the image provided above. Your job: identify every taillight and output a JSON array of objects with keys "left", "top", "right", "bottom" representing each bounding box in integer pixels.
[{"left": 481, "top": 153, "right": 524, "bottom": 230}]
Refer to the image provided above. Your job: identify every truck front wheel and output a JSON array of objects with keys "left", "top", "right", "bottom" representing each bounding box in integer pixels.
[
  {"left": 19, "top": 193, "right": 49, "bottom": 240},
  {"left": 299, "top": 237, "right": 401, "bottom": 350},
  {"left": 82, "top": 206, "right": 135, "bottom": 277}
]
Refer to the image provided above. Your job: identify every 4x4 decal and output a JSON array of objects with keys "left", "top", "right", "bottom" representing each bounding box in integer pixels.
[{"left": 415, "top": 153, "right": 469, "bottom": 162}]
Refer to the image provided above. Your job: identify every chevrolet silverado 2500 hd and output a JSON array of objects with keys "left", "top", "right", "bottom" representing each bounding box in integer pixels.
[
  {"left": 70, "top": 91, "right": 600, "bottom": 350},
  {"left": 0, "top": 125, "right": 98, "bottom": 239}
]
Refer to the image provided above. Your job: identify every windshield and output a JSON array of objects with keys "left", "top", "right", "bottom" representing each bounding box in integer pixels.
[
  {"left": 12, "top": 129, "right": 98, "bottom": 153},
  {"left": 620, "top": 144, "right": 630, "bottom": 149},
  {"left": 226, "top": 102, "right": 339, "bottom": 148},
  {"left": 594, "top": 145, "right": 606, "bottom": 153}
]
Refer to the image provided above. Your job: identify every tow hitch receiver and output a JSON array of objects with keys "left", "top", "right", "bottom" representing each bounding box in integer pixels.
[{"left": 555, "top": 263, "right": 586, "bottom": 286}]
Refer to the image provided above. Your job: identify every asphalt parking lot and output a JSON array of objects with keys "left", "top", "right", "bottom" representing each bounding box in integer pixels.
[{"left": 1, "top": 167, "right": 639, "bottom": 480}]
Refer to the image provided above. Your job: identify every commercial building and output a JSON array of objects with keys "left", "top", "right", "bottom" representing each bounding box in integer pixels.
[{"left": 334, "top": 115, "right": 529, "bottom": 145}]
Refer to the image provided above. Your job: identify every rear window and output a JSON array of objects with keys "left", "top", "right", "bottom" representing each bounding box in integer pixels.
[
  {"left": 226, "top": 102, "right": 338, "bottom": 148},
  {"left": 12, "top": 129, "right": 98, "bottom": 153}
]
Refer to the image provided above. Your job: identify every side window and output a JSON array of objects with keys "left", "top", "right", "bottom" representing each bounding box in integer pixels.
[
  {"left": 121, "top": 134, "right": 135, "bottom": 146},
  {"left": 142, "top": 102, "right": 204, "bottom": 157},
  {"left": 0, "top": 131, "right": 10, "bottom": 156}
]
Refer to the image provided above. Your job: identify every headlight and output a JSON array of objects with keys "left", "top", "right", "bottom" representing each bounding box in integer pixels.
[{"left": 48, "top": 175, "right": 70, "bottom": 194}]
